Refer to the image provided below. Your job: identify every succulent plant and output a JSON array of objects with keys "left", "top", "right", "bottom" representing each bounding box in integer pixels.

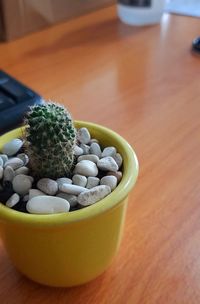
[{"left": 24, "top": 102, "right": 77, "bottom": 179}]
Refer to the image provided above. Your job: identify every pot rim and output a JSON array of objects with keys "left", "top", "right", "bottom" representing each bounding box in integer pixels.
[{"left": 0, "top": 121, "right": 139, "bottom": 226}]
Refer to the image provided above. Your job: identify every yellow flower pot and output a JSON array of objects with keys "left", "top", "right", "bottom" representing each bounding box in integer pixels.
[{"left": 0, "top": 121, "right": 139, "bottom": 287}]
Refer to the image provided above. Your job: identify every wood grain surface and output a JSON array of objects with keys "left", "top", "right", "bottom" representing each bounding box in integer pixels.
[{"left": 0, "top": 6, "right": 200, "bottom": 304}]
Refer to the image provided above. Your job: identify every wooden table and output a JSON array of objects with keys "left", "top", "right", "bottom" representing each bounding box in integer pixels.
[{"left": 0, "top": 5, "right": 200, "bottom": 304}]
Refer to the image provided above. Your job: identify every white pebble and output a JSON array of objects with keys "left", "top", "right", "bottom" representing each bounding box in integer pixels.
[
  {"left": 4, "top": 158, "right": 24, "bottom": 170},
  {"left": 12, "top": 174, "right": 32, "bottom": 195},
  {"left": 86, "top": 177, "right": 100, "bottom": 189},
  {"left": 0, "top": 154, "right": 8, "bottom": 165},
  {"left": 78, "top": 154, "right": 99, "bottom": 164},
  {"left": 27, "top": 176, "right": 34, "bottom": 183},
  {"left": 78, "top": 185, "right": 111, "bottom": 206},
  {"left": 97, "top": 157, "right": 118, "bottom": 172},
  {"left": 101, "top": 147, "right": 117, "bottom": 158},
  {"left": 78, "top": 128, "right": 91, "bottom": 144},
  {"left": 15, "top": 166, "right": 29, "bottom": 175},
  {"left": 37, "top": 178, "right": 58, "bottom": 195},
  {"left": 80, "top": 144, "right": 90, "bottom": 154},
  {"left": 59, "top": 183, "right": 87, "bottom": 195},
  {"left": 56, "top": 177, "right": 72, "bottom": 188},
  {"left": 90, "top": 143, "right": 101, "bottom": 158},
  {"left": 17, "top": 153, "right": 29, "bottom": 165},
  {"left": 74, "top": 160, "right": 98, "bottom": 177},
  {"left": 2, "top": 139, "right": 23, "bottom": 156},
  {"left": 0, "top": 158, "right": 3, "bottom": 167},
  {"left": 0, "top": 166, "right": 3, "bottom": 179},
  {"left": 27, "top": 196, "right": 70, "bottom": 214},
  {"left": 113, "top": 153, "right": 123, "bottom": 168},
  {"left": 100, "top": 176, "right": 117, "bottom": 191},
  {"left": 89, "top": 139, "right": 99, "bottom": 145},
  {"left": 3, "top": 166, "right": 15, "bottom": 182},
  {"left": 6, "top": 193, "right": 20, "bottom": 208},
  {"left": 72, "top": 174, "right": 87, "bottom": 187},
  {"left": 74, "top": 145, "right": 84, "bottom": 156},
  {"left": 56, "top": 193, "right": 78, "bottom": 207},
  {"left": 107, "top": 171, "right": 122, "bottom": 183},
  {"left": 29, "top": 189, "right": 46, "bottom": 200}
]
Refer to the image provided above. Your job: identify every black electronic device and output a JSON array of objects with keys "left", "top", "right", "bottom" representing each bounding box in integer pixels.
[
  {"left": 0, "top": 70, "right": 43, "bottom": 134},
  {"left": 192, "top": 37, "right": 200, "bottom": 55}
]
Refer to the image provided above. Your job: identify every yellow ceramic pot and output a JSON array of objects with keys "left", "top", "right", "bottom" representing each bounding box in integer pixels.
[{"left": 0, "top": 121, "right": 139, "bottom": 287}]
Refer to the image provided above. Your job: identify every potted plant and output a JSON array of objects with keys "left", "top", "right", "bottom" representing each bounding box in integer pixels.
[{"left": 0, "top": 102, "right": 139, "bottom": 287}]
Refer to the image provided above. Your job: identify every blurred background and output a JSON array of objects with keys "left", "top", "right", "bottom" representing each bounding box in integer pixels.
[{"left": 0, "top": 0, "right": 199, "bottom": 41}]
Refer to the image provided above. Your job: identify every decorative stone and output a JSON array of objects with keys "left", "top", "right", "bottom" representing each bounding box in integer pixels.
[
  {"left": 78, "top": 154, "right": 99, "bottom": 164},
  {"left": 3, "top": 166, "right": 15, "bottom": 182},
  {"left": 113, "top": 153, "right": 123, "bottom": 168},
  {"left": 100, "top": 175, "right": 117, "bottom": 191},
  {"left": 80, "top": 144, "right": 90, "bottom": 155},
  {"left": 74, "top": 145, "right": 84, "bottom": 156},
  {"left": 77, "top": 128, "right": 91, "bottom": 144},
  {"left": 2, "top": 139, "right": 23, "bottom": 156},
  {"left": 101, "top": 147, "right": 117, "bottom": 158},
  {"left": 17, "top": 153, "right": 29, "bottom": 165},
  {"left": 97, "top": 157, "right": 118, "bottom": 172},
  {"left": 37, "top": 178, "right": 58, "bottom": 195},
  {"left": 78, "top": 185, "right": 111, "bottom": 206},
  {"left": 86, "top": 177, "right": 100, "bottom": 189},
  {"left": 0, "top": 132, "right": 123, "bottom": 214},
  {"left": 0, "top": 154, "right": 8, "bottom": 165},
  {"left": 59, "top": 183, "right": 87, "bottom": 195},
  {"left": 12, "top": 174, "right": 32, "bottom": 195},
  {"left": 6, "top": 193, "right": 20, "bottom": 208},
  {"left": 89, "top": 139, "right": 99, "bottom": 145},
  {"left": 56, "top": 177, "right": 72, "bottom": 188},
  {"left": 72, "top": 174, "right": 87, "bottom": 187},
  {"left": 74, "top": 160, "right": 98, "bottom": 177},
  {"left": 90, "top": 143, "right": 101, "bottom": 158},
  {"left": 0, "top": 166, "right": 3, "bottom": 179},
  {"left": 56, "top": 193, "right": 78, "bottom": 207},
  {"left": 27, "top": 176, "right": 34, "bottom": 183},
  {"left": 23, "top": 194, "right": 29, "bottom": 202},
  {"left": 29, "top": 189, "right": 46, "bottom": 200},
  {"left": 107, "top": 171, "right": 122, "bottom": 183},
  {"left": 15, "top": 166, "right": 29, "bottom": 175},
  {"left": 26, "top": 196, "right": 70, "bottom": 214},
  {"left": 4, "top": 157, "right": 24, "bottom": 170}
]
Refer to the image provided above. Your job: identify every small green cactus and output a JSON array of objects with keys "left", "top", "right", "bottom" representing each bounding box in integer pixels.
[{"left": 24, "top": 102, "right": 77, "bottom": 179}]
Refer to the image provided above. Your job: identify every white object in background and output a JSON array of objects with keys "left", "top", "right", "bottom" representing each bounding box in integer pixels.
[
  {"left": 165, "top": 0, "right": 200, "bottom": 18},
  {"left": 117, "top": 0, "right": 166, "bottom": 26}
]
